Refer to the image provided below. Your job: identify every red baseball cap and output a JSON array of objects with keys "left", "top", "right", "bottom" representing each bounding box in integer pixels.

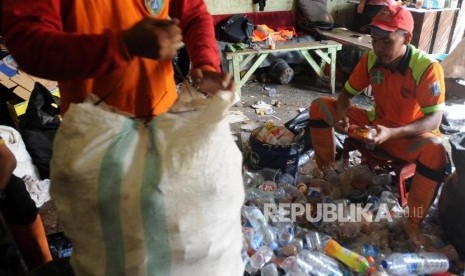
[{"left": 364, "top": 5, "right": 414, "bottom": 35}]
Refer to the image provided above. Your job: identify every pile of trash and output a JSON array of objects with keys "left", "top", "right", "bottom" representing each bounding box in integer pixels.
[{"left": 240, "top": 154, "right": 463, "bottom": 275}]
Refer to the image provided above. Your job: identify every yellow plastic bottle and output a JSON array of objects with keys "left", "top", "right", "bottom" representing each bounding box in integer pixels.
[{"left": 324, "top": 239, "right": 370, "bottom": 273}]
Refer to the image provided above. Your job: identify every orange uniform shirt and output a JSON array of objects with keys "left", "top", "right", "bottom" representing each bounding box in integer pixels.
[
  {"left": 344, "top": 45, "right": 445, "bottom": 128},
  {"left": 2, "top": 0, "right": 220, "bottom": 117}
]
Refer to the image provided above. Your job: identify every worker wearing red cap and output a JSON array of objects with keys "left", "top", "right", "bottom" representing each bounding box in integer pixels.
[{"left": 309, "top": 5, "right": 447, "bottom": 236}]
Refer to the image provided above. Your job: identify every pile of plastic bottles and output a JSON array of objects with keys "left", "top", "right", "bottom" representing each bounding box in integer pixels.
[{"left": 240, "top": 155, "right": 463, "bottom": 275}]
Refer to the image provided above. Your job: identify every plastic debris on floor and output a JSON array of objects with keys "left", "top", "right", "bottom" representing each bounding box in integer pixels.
[{"left": 240, "top": 130, "right": 464, "bottom": 275}]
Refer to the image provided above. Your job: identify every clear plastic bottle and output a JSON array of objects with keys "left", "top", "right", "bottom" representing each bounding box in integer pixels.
[
  {"left": 381, "top": 252, "right": 450, "bottom": 275},
  {"left": 260, "top": 262, "right": 279, "bottom": 276},
  {"left": 250, "top": 246, "right": 274, "bottom": 270},
  {"left": 276, "top": 222, "right": 294, "bottom": 246},
  {"left": 293, "top": 238, "right": 304, "bottom": 252},
  {"left": 298, "top": 149, "right": 315, "bottom": 166},
  {"left": 278, "top": 173, "right": 295, "bottom": 186},
  {"left": 244, "top": 206, "right": 278, "bottom": 250},
  {"left": 324, "top": 239, "right": 370, "bottom": 273},
  {"left": 297, "top": 250, "right": 343, "bottom": 276},
  {"left": 305, "top": 230, "right": 330, "bottom": 252},
  {"left": 279, "top": 256, "right": 307, "bottom": 275}
]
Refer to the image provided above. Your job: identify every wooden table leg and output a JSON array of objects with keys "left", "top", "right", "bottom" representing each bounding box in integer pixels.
[{"left": 329, "top": 48, "right": 337, "bottom": 94}]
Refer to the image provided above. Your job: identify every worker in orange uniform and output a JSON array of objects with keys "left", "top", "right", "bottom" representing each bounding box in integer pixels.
[
  {"left": 2, "top": 0, "right": 232, "bottom": 116},
  {"left": 1, "top": 0, "right": 233, "bottom": 272},
  {"left": 0, "top": 137, "right": 52, "bottom": 270},
  {"left": 309, "top": 5, "right": 447, "bottom": 237}
]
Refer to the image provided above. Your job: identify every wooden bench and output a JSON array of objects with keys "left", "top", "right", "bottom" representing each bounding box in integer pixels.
[
  {"left": 224, "top": 40, "right": 342, "bottom": 96},
  {"left": 318, "top": 28, "right": 372, "bottom": 51},
  {"left": 213, "top": 11, "right": 342, "bottom": 96}
]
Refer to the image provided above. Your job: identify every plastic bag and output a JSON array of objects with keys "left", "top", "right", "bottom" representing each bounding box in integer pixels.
[
  {"left": 284, "top": 108, "right": 310, "bottom": 135},
  {"left": 19, "top": 82, "right": 60, "bottom": 130},
  {"left": 18, "top": 83, "right": 60, "bottom": 179},
  {"left": 217, "top": 15, "right": 254, "bottom": 43},
  {"left": 439, "top": 132, "right": 465, "bottom": 259}
]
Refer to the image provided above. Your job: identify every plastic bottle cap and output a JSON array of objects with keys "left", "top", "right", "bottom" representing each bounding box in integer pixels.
[
  {"left": 381, "top": 260, "right": 388, "bottom": 269},
  {"left": 367, "top": 256, "right": 375, "bottom": 264},
  {"left": 323, "top": 239, "right": 337, "bottom": 254}
]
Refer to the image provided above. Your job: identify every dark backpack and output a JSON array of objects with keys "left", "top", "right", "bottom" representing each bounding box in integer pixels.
[{"left": 217, "top": 15, "right": 254, "bottom": 43}]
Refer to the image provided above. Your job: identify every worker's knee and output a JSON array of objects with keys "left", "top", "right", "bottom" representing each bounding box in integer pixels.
[
  {"left": 309, "top": 97, "right": 337, "bottom": 121},
  {"left": 416, "top": 142, "right": 447, "bottom": 172}
]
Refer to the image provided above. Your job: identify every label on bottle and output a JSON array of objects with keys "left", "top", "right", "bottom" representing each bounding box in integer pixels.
[
  {"left": 251, "top": 233, "right": 264, "bottom": 250},
  {"left": 261, "top": 181, "right": 277, "bottom": 192}
]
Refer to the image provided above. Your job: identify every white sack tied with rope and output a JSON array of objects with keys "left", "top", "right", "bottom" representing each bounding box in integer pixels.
[{"left": 50, "top": 86, "right": 245, "bottom": 276}]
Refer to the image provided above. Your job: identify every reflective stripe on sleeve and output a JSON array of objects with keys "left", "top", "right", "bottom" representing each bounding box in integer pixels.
[
  {"left": 421, "top": 102, "right": 445, "bottom": 114},
  {"left": 344, "top": 82, "right": 360, "bottom": 96}
]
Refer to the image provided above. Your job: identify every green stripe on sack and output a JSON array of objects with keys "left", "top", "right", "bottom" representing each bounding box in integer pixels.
[
  {"left": 142, "top": 122, "right": 170, "bottom": 275},
  {"left": 98, "top": 120, "right": 136, "bottom": 276}
]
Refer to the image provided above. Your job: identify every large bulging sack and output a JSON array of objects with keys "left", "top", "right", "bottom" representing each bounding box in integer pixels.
[{"left": 50, "top": 89, "right": 245, "bottom": 276}]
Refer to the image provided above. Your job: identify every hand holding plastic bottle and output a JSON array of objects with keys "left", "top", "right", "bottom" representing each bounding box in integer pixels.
[{"left": 371, "top": 124, "right": 393, "bottom": 145}]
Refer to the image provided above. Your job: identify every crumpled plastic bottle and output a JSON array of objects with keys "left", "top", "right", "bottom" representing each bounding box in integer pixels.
[{"left": 250, "top": 246, "right": 274, "bottom": 270}]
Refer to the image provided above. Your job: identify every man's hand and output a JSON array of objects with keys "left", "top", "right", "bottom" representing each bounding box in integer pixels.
[
  {"left": 373, "top": 124, "right": 394, "bottom": 145},
  {"left": 190, "top": 68, "right": 235, "bottom": 96},
  {"left": 123, "top": 18, "right": 183, "bottom": 60}
]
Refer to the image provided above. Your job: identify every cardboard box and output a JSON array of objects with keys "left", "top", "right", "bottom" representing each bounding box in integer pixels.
[{"left": 0, "top": 55, "right": 58, "bottom": 101}]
